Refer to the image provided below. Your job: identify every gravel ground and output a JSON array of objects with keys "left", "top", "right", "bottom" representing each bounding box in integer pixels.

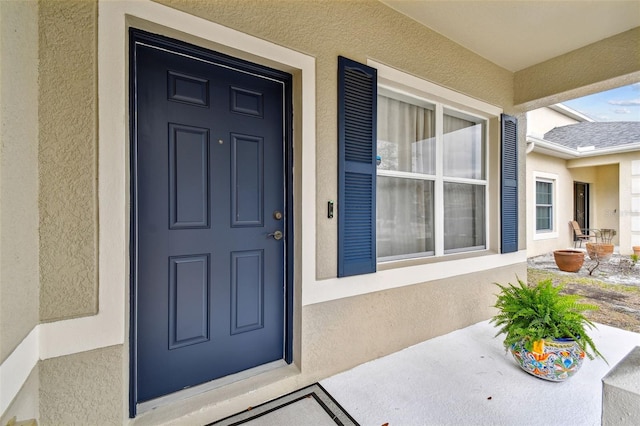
[
  {"left": 527, "top": 251, "right": 640, "bottom": 333},
  {"left": 528, "top": 251, "right": 640, "bottom": 286}
]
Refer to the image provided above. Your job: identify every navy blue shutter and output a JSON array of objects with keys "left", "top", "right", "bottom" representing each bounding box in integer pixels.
[
  {"left": 501, "top": 114, "right": 518, "bottom": 253},
  {"left": 337, "top": 56, "right": 377, "bottom": 277}
]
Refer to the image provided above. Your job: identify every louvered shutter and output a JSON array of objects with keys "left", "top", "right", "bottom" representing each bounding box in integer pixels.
[
  {"left": 337, "top": 56, "right": 377, "bottom": 277},
  {"left": 501, "top": 114, "right": 518, "bottom": 253}
]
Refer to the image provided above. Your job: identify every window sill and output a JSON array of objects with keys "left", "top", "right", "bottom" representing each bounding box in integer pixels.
[
  {"left": 304, "top": 249, "right": 527, "bottom": 306},
  {"left": 533, "top": 232, "right": 558, "bottom": 241},
  {"left": 377, "top": 248, "right": 496, "bottom": 272}
]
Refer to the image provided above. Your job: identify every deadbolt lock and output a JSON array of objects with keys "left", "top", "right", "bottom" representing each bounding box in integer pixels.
[{"left": 273, "top": 211, "right": 283, "bottom": 220}]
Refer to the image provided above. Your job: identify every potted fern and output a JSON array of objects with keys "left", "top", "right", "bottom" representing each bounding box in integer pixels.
[{"left": 490, "top": 278, "right": 605, "bottom": 381}]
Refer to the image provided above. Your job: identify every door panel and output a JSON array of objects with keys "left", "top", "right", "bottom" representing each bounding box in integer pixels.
[{"left": 133, "top": 40, "right": 287, "bottom": 403}]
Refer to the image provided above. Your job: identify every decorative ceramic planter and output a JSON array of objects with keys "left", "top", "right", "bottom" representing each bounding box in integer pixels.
[
  {"left": 633, "top": 246, "right": 640, "bottom": 256},
  {"left": 553, "top": 249, "right": 584, "bottom": 272},
  {"left": 510, "top": 338, "right": 585, "bottom": 381},
  {"left": 586, "top": 242, "right": 614, "bottom": 261}
]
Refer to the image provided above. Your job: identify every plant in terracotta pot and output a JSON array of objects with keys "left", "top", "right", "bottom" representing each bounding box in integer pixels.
[{"left": 491, "top": 278, "right": 605, "bottom": 381}]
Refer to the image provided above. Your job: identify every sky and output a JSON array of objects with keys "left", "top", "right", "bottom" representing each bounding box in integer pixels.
[{"left": 562, "top": 83, "right": 640, "bottom": 122}]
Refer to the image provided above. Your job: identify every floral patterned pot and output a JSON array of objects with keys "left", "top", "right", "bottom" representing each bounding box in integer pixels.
[
  {"left": 510, "top": 338, "right": 585, "bottom": 381},
  {"left": 553, "top": 249, "right": 584, "bottom": 272}
]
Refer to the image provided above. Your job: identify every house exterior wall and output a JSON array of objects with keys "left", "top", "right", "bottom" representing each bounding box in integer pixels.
[
  {"left": 39, "top": 345, "right": 123, "bottom": 425},
  {"left": 0, "top": 0, "right": 40, "bottom": 363},
  {"left": 514, "top": 27, "right": 640, "bottom": 110},
  {"left": 0, "top": 1, "right": 40, "bottom": 421},
  {"left": 38, "top": 0, "right": 98, "bottom": 322},
  {"left": 5, "top": 0, "right": 639, "bottom": 424},
  {"left": 528, "top": 150, "right": 639, "bottom": 258},
  {"left": 631, "top": 160, "right": 640, "bottom": 249},
  {"left": 0, "top": 367, "right": 38, "bottom": 426},
  {"left": 527, "top": 108, "right": 580, "bottom": 138},
  {"left": 569, "top": 152, "right": 640, "bottom": 254},
  {"left": 595, "top": 164, "right": 621, "bottom": 242},
  {"left": 526, "top": 152, "right": 587, "bottom": 256}
]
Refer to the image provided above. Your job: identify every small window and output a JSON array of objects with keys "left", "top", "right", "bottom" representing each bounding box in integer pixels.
[
  {"left": 376, "top": 89, "right": 487, "bottom": 261},
  {"left": 536, "top": 180, "right": 553, "bottom": 232}
]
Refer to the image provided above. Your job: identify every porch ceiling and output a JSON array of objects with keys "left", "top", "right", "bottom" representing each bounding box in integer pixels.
[{"left": 380, "top": 0, "right": 640, "bottom": 72}]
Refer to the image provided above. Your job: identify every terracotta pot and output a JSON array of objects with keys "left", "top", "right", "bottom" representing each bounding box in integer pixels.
[
  {"left": 553, "top": 249, "right": 584, "bottom": 272},
  {"left": 510, "top": 338, "right": 585, "bottom": 381},
  {"left": 585, "top": 242, "right": 614, "bottom": 261},
  {"left": 633, "top": 246, "right": 640, "bottom": 256}
]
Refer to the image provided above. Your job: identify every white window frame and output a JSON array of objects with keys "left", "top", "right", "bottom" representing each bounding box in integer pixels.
[
  {"left": 533, "top": 171, "right": 558, "bottom": 240},
  {"left": 374, "top": 69, "right": 493, "bottom": 263}
]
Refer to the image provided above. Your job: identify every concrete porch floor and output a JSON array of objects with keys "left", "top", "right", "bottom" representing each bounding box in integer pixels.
[{"left": 321, "top": 320, "right": 640, "bottom": 426}]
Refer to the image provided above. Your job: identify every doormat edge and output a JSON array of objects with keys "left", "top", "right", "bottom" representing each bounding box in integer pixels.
[{"left": 208, "top": 382, "right": 359, "bottom": 426}]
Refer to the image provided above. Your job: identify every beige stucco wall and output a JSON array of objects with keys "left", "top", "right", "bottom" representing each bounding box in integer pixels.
[
  {"left": 628, "top": 160, "right": 640, "bottom": 250},
  {"left": 0, "top": 0, "right": 40, "bottom": 362},
  {"left": 514, "top": 27, "right": 640, "bottom": 110},
  {"left": 300, "top": 264, "right": 524, "bottom": 377},
  {"left": 38, "top": 0, "right": 98, "bottom": 322},
  {"left": 527, "top": 150, "right": 640, "bottom": 258},
  {"left": 570, "top": 152, "right": 640, "bottom": 254},
  {"left": 526, "top": 107, "right": 580, "bottom": 138},
  {"left": 594, "top": 164, "right": 620, "bottom": 241},
  {"left": 39, "top": 345, "right": 123, "bottom": 425},
  {"left": 526, "top": 152, "right": 582, "bottom": 257}
]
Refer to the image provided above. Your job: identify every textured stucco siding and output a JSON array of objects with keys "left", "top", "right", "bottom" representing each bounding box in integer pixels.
[
  {"left": 526, "top": 152, "right": 592, "bottom": 257},
  {"left": 527, "top": 107, "right": 581, "bottom": 138},
  {"left": 154, "top": 0, "right": 515, "bottom": 279},
  {"left": 595, "top": 164, "right": 620, "bottom": 243},
  {"left": 514, "top": 27, "right": 640, "bottom": 110},
  {"left": 300, "top": 264, "right": 525, "bottom": 378},
  {"left": 0, "top": 0, "right": 40, "bottom": 362},
  {"left": 38, "top": 0, "right": 98, "bottom": 321},
  {"left": 39, "top": 345, "right": 123, "bottom": 425}
]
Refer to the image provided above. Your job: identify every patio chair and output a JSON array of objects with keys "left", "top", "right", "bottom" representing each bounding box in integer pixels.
[{"left": 570, "top": 220, "right": 598, "bottom": 248}]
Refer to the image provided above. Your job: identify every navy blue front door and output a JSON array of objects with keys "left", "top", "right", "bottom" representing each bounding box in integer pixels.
[{"left": 132, "top": 35, "right": 288, "bottom": 404}]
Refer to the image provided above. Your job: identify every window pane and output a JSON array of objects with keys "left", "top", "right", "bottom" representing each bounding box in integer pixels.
[
  {"left": 536, "top": 206, "right": 552, "bottom": 231},
  {"left": 444, "top": 182, "right": 485, "bottom": 251},
  {"left": 443, "top": 113, "right": 485, "bottom": 179},
  {"left": 536, "top": 181, "right": 552, "bottom": 204},
  {"left": 377, "top": 95, "right": 435, "bottom": 174},
  {"left": 377, "top": 176, "right": 435, "bottom": 259}
]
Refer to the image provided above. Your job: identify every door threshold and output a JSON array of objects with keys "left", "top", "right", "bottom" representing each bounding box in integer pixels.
[{"left": 136, "top": 360, "right": 287, "bottom": 414}]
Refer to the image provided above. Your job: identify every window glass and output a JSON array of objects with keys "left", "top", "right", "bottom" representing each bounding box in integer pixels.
[
  {"left": 536, "top": 180, "right": 553, "bottom": 231},
  {"left": 444, "top": 182, "right": 486, "bottom": 252},
  {"left": 376, "top": 90, "right": 487, "bottom": 260},
  {"left": 377, "top": 95, "right": 435, "bottom": 174},
  {"left": 377, "top": 176, "right": 435, "bottom": 259},
  {"left": 443, "top": 111, "right": 485, "bottom": 179}
]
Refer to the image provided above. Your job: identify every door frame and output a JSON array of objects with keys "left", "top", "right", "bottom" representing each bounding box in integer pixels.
[
  {"left": 573, "top": 181, "right": 590, "bottom": 231},
  {"left": 128, "top": 28, "right": 294, "bottom": 417}
]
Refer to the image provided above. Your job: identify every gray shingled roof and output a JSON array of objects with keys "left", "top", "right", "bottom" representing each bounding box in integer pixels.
[{"left": 544, "top": 121, "right": 640, "bottom": 150}]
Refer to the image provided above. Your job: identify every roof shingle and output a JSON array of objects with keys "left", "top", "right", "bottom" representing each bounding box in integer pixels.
[{"left": 544, "top": 121, "right": 640, "bottom": 150}]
